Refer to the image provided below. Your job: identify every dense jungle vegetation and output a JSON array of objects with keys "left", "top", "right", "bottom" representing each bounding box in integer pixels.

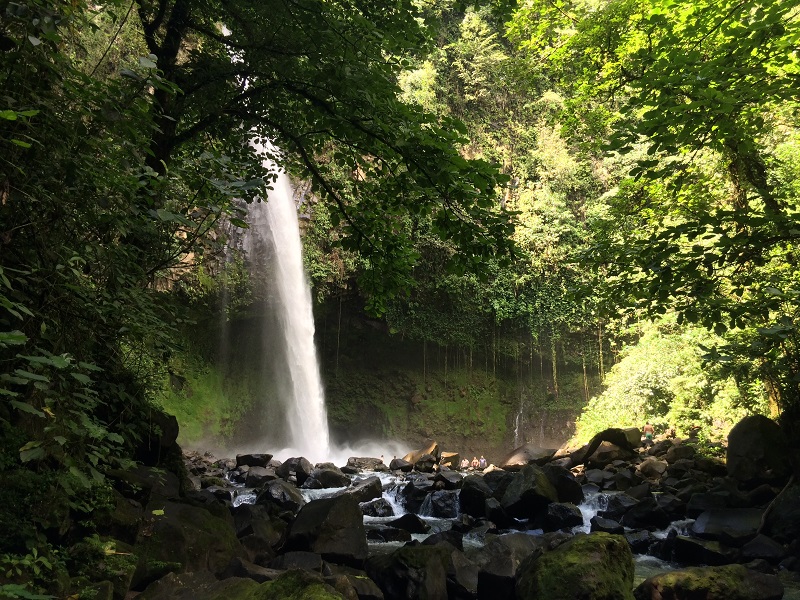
[{"left": 1, "top": 0, "right": 799, "bottom": 595}]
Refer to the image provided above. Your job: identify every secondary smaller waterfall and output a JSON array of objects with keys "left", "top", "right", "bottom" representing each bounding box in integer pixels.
[{"left": 242, "top": 162, "right": 330, "bottom": 462}]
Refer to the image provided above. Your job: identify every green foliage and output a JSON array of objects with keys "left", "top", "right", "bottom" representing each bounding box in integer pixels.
[
  {"left": 159, "top": 355, "right": 255, "bottom": 446},
  {"left": 574, "top": 318, "right": 769, "bottom": 443}
]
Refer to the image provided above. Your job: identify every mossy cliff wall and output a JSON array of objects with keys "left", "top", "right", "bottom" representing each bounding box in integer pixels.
[{"left": 161, "top": 302, "right": 598, "bottom": 462}]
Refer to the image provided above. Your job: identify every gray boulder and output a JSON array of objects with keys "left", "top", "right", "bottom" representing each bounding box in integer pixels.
[
  {"left": 499, "top": 443, "right": 556, "bottom": 470},
  {"left": 500, "top": 464, "right": 558, "bottom": 519},
  {"left": 727, "top": 415, "right": 791, "bottom": 486},
  {"left": 346, "top": 456, "right": 388, "bottom": 472},
  {"left": 281, "top": 494, "right": 368, "bottom": 567},
  {"left": 342, "top": 475, "right": 382, "bottom": 503},
  {"left": 310, "top": 463, "right": 351, "bottom": 488},
  {"left": 235, "top": 453, "right": 273, "bottom": 468},
  {"left": 256, "top": 479, "right": 306, "bottom": 513},
  {"left": 276, "top": 456, "right": 314, "bottom": 486}
]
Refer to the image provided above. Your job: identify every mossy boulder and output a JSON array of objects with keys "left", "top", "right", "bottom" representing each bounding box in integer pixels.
[
  {"left": 138, "top": 569, "right": 346, "bottom": 599},
  {"left": 131, "top": 500, "right": 245, "bottom": 590},
  {"left": 500, "top": 464, "right": 558, "bottom": 519},
  {"left": 516, "top": 532, "right": 635, "bottom": 600},
  {"left": 633, "top": 564, "right": 783, "bottom": 600}
]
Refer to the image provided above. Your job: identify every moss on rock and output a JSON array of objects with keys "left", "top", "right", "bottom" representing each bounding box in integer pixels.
[
  {"left": 633, "top": 564, "right": 783, "bottom": 600},
  {"left": 516, "top": 532, "right": 635, "bottom": 600}
]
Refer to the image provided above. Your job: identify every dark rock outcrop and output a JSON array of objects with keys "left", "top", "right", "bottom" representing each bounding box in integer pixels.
[
  {"left": 281, "top": 494, "right": 368, "bottom": 567},
  {"left": 727, "top": 415, "right": 791, "bottom": 486},
  {"left": 500, "top": 464, "right": 558, "bottom": 519}
]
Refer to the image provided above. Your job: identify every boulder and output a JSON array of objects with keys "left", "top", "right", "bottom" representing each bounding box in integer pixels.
[
  {"left": 620, "top": 497, "right": 672, "bottom": 530},
  {"left": 539, "top": 502, "right": 583, "bottom": 532},
  {"left": 638, "top": 457, "right": 668, "bottom": 479},
  {"left": 231, "top": 504, "right": 285, "bottom": 547},
  {"left": 276, "top": 456, "right": 314, "bottom": 486},
  {"left": 500, "top": 464, "right": 558, "bottom": 519},
  {"left": 427, "top": 490, "right": 460, "bottom": 518},
  {"left": 433, "top": 470, "right": 462, "bottom": 490},
  {"left": 633, "top": 564, "right": 783, "bottom": 600},
  {"left": 580, "top": 428, "right": 639, "bottom": 465},
  {"left": 367, "top": 527, "right": 412, "bottom": 543},
  {"left": 399, "top": 479, "right": 430, "bottom": 514},
  {"left": 131, "top": 500, "right": 244, "bottom": 590},
  {"left": 414, "top": 453, "right": 437, "bottom": 473},
  {"left": 387, "top": 513, "right": 430, "bottom": 534},
  {"left": 255, "top": 479, "right": 306, "bottom": 513},
  {"left": 268, "top": 550, "right": 327, "bottom": 573},
  {"left": 421, "top": 530, "right": 464, "bottom": 552},
  {"left": 727, "top": 415, "right": 791, "bottom": 486},
  {"left": 244, "top": 466, "right": 277, "bottom": 488},
  {"left": 741, "top": 534, "right": 787, "bottom": 563},
  {"left": 311, "top": 463, "right": 352, "bottom": 488},
  {"left": 403, "top": 442, "right": 440, "bottom": 465},
  {"left": 673, "top": 536, "right": 739, "bottom": 566},
  {"left": 762, "top": 483, "right": 800, "bottom": 544},
  {"left": 599, "top": 493, "right": 639, "bottom": 522},
  {"left": 106, "top": 465, "right": 181, "bottom": 501},
  {"left": 365, "top": 544, "right": 450, "bottom": 600},
  {"left": 586, "top": 441, "right": 636, "bottom": 468},
  {"left": 360, "top": 497, "right": 394, "bottom": 518},
  {"left": 499, "top": 444, "right": 557, "bottom": 470},
  {"left": 235, "top": 453, "right": 273, "bottom": 468},
  {"left": 542, "top": 464, "right": 584, "bottom": 505},
  {"left": 343, "top": 475, "right": 382, "bottom": 504},
  {"left": 483, "top": 469, "right": 516, "bottom": 500},
  {"left": 665, "top": 443, "right": 697, "bottom": 463},
  {"left": 590, "top": 516, "right": 624, "bottom": 535},
  {"left": 326, "top": 569, "right": 385, "bottom": 600},
  {"left": 439, "top": 452, "right": 460, "bottom": 469},
  {"left": 686, "top": 492, "right": 729, "bottom": 518},
  {"left": 516, "top": 532, "right": 635, "bottom": 600},
  {"left": 219, "top": 557, "right": 282, "bottom": 583},
  {"left": 136, "top": 410, "right": 180, "bottom": 467},
  {"left": 389, "top": 457, "right": 412, "bottom": 472},
  {"left": 485, "top": 497, "right": 516, "bottom": 529},
  {"left": 472, "top": 533, "right": 542, "bottom": 600},
  {"left": 692, "top": 508, "right": 763, "bottom": 542},
  {"left": 346, "top": 457, "right": 387, "bottom": 472},
  {"left": 584, "top": 468, "right": 614, "bottom": 488},
  {"left": 282, "top": 494, "right": 368, "bottom": 567}
]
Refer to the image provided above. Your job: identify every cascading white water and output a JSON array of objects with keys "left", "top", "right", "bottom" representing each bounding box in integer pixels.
[{"left": 242, "top": 165, "right": 330, "bottom": 462}]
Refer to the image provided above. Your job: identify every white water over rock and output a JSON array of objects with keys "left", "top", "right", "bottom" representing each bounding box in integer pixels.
[{"left": 242, "top": 164, "right": 330, "bottom": 463}]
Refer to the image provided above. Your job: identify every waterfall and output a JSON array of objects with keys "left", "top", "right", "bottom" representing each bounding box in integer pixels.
[
  {"left": 513, "top": 395, "right": 524, "bottom": 447},
  {"left": 242, "top": 164, "right": 330, "bottom": 463}
]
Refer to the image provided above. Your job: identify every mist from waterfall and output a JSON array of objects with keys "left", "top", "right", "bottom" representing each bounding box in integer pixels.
[{"left": 241, "top": 166, "right": 330, "bottom": 463}]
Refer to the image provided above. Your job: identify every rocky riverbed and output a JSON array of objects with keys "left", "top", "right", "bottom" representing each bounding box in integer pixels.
[{"left": 88, "top": 414, "right": 800, "bottom": 599}]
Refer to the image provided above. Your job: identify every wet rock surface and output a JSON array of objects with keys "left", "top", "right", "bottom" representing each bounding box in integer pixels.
[{"left": 96, "top": 416, "right": 800, "bottom": 599}]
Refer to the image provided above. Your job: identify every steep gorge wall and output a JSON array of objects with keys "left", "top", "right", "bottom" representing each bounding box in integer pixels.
[{"left": 162, "top": 302, "right": 597, "bottom": 462}]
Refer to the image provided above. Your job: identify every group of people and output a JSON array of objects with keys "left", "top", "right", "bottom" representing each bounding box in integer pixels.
[{"left": 459, "top": 455, "right": 487, "bottom": 470}]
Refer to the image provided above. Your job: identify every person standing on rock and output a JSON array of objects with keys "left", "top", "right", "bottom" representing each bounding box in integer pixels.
[
  {"left": 460, "top": 457, "right": 469, "bottom": 470},
  {"left": 643, "top": 422, "right": 655, "bottom": 446},
  {"left": 479, "top": 455, "right": 487, "bottom": 469},
  {"left": 471, "top": 456, "right": 479, "bottom": 469}
]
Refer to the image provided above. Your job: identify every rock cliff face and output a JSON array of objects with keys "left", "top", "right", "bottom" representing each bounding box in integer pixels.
[{"left": 165, "top": 313, "right": 587, "bottom": 460}]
